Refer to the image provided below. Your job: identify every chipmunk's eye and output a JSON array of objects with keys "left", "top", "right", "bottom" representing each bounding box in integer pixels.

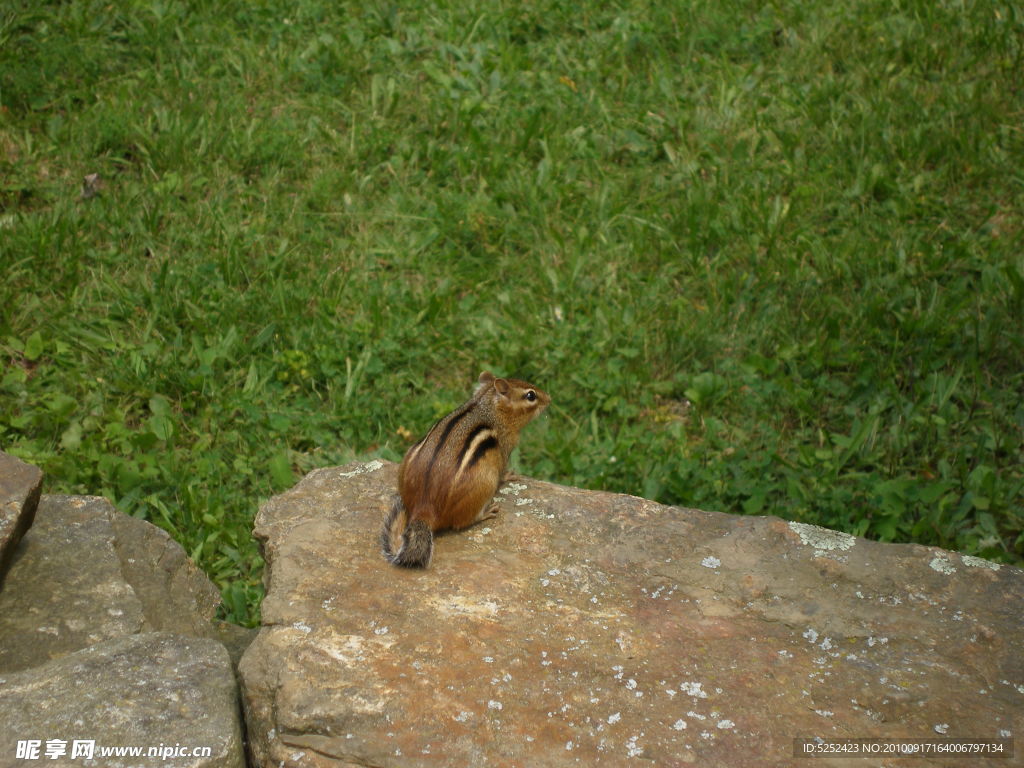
[{"left": 525, "top": 391, "right": 537, "bottom": 402}]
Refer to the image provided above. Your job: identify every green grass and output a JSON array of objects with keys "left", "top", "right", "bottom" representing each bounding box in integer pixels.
[{"left": 2, "top": 0, "right": 1022, "bottom": 625}]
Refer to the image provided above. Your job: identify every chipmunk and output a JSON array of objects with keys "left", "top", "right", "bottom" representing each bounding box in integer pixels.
[{"left": 381, "top": 371, "right": 550, "bottom": 568}]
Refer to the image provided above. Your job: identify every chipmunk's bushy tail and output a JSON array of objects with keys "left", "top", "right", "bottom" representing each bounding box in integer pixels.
[{"left": 381, "top": 496, "right": 433, "bottom": 568}]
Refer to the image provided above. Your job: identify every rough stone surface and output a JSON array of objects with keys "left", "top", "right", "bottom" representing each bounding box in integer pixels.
[
  {"left": 109, "top": 511, "right": 222, "bottom": 636},
  {"left": 214, "top": 619, "right": 259, "bottom": 671},
  {"left": 0, "top": 495, "right": 221, "bottom": 673},
  {"left": 0, "top": 631, "right": 244, "bottom": 768},
  {"left": 0, "top": 450, "right": 42, "bottom": 583},
  {"left": 240, "top": 460, "right": 1023, "bottom": 767}
]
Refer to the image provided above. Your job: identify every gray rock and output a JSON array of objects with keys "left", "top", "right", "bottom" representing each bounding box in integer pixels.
[
  {"left": 0, "top": 495, "right": 220, "bottom": 673},
  {"left": 109, "top": 511, "right": 222, "bottom": 637},
  {"left": 0, "top": 632, "right": 244, "bottom": 768},
  {"left": 240, "top": 460, "right": 1023, "bottom": 767},
  {"left": 0, "top": 451, "right": 42, "bottom": 582},
  {"left": 213, "top": 619, "right": 259, "bottom": 671}
]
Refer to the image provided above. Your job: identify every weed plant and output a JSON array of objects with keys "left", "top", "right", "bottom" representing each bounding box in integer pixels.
[{"left": 2, "top": 0, "right": 1022, "bottom": 625}]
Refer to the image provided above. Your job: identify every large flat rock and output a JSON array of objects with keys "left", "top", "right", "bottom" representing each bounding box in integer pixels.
[
  {"left": 240, "top": 461, "right": 1022, "bottom": 767},
  {"left": 0, "top": 632, "right": 244, "bottom": 768},
  {"left": 0, "top": 495, "right": 221, "bottom": 673},
  {"left": 0, "top": 451, "right": 42, "bottom": 582}
]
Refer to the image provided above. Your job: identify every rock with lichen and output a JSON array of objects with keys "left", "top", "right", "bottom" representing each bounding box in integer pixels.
[{"left": 240, "top": 460, "right": 1022, "bottom": 767}]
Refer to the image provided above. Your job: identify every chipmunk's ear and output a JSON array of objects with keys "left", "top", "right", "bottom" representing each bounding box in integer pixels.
[
  {"left": 493, "top": 377, "right": 511, "bottom": 397},
  {"left": 475, "top": 371, "right": 496, "bottom": 396}
]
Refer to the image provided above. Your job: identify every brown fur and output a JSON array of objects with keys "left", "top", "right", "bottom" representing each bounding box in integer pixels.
[{"left": 381, "top": 371, "right": 549, "bottom": 568}]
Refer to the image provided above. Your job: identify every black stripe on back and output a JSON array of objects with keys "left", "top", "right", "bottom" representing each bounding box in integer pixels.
[
  {"left": 465, "top": 434, "right": 499, "bottom": 471},
  {"left": 460, "top": 423, "right": 490, "bottom": 453},
  {"left": 425, "top": 402, "right": 474, "bottom": 477}
]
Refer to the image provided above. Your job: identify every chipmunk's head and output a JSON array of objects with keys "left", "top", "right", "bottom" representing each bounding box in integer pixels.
[{"left": 478, "top": 371, "right": 551, "bottom": 427}]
